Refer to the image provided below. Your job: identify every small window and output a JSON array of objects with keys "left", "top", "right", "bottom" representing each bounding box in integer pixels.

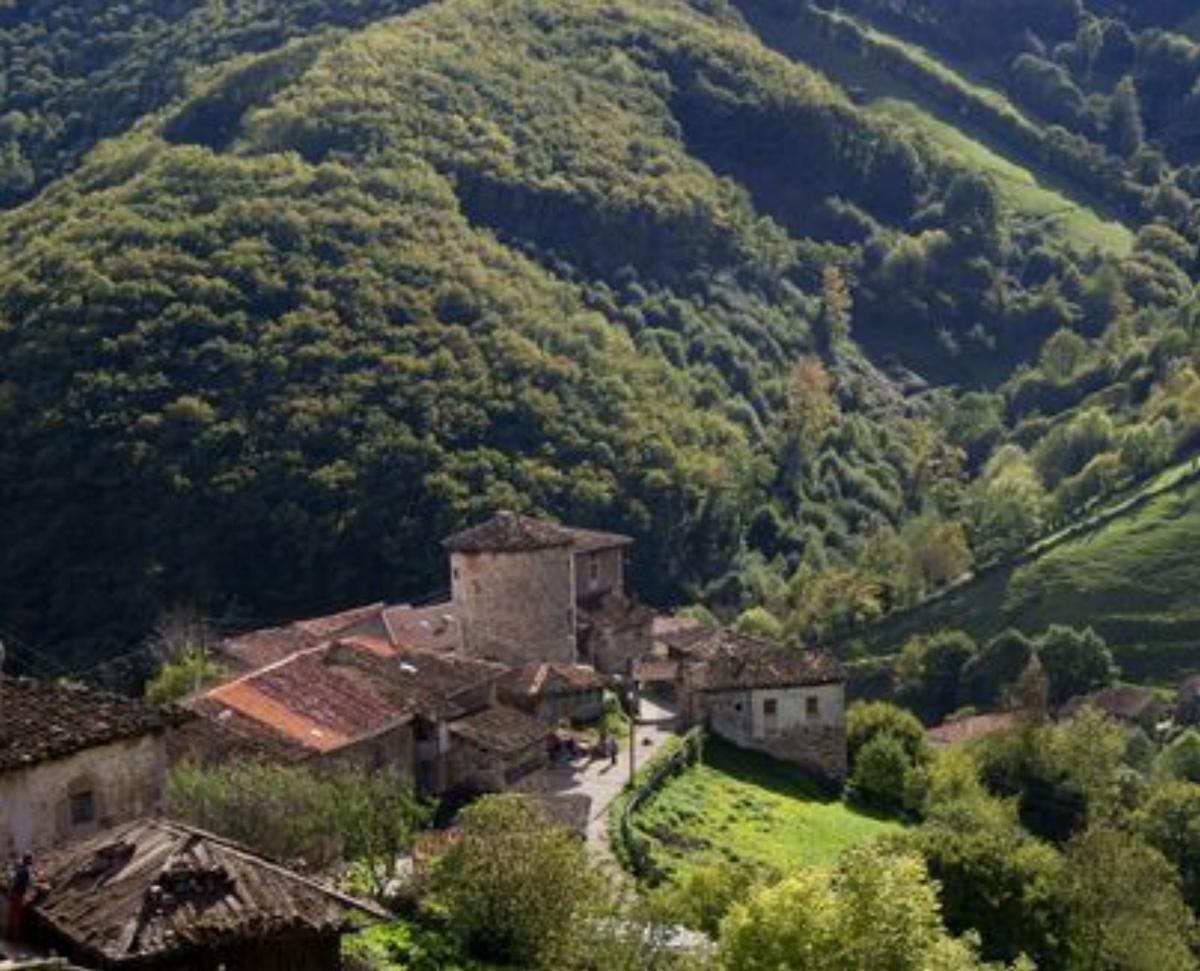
[
  {"left": 453, "top": 567, "right": 460, "bottom": 582},
  {"left": 806, "top": 696, "right": 820, "bottom": 720},
  {"left": 589, "top": 558, "right": 600, "bottom": 581},
  {"left": 70, "top": 791, "right": 96, "bottom": 827},
  {"left": 763, "top": 699, "right": 778, "bottom": 717}
]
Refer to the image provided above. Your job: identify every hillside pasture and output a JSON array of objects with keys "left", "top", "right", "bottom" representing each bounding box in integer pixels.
[
  {"left": 850, "top": 475, "right": 1200, "bottom": 685},
  {"left": 627, "top": 738, "right": 902, "bottom": 881}
]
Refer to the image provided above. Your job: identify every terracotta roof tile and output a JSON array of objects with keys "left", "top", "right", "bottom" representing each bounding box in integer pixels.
[
  {"left": 217, "top": 603, "right": 386, "bottom": 673},
  {"left": 216, "top": 625, "right": 323, "bottom": 673},
  {"left": 443, "top": 511, "right": 574, "bottom": 553},
  {"left": 382, "top": 603, "right": 462, "bottom": 653},
  {"left": 294, "top": 603, "right": 386, "bottom": 638},
  {"left": 0, "top": 678, "right": 184, "bottom": 773},
  {"left": 33, "top": 819, "right": 383, "bottom": 965},
  {"left": 190, "top": 642, "right": 506, "bottom": 756},
  {"left": 927, "top": 712, "right": 1020, "bottom": 747},
  {"left": 498, "top": 663, "right": 607, "bottom": 699}
]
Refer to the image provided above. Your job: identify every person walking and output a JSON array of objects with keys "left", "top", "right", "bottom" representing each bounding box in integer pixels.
[{"left": 7, "top": 854, "right": 32, "bottom": 944}]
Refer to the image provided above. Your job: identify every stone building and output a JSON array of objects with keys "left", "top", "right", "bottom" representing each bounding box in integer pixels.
[
  {"left": 29, "top": 819, "right": 383, "bottom": 971},
  {"left": 498, "top": 662, "right": 608, "bottom": 723},
  {"left": 182, "top": 638, "right": 551, "bottom": 796},
  {"left": 667, "top": 628, "right": 847, "bottom": 780},
  {"left": 444, "top": 512, "right": 579, "bottom": 667},
  {"left": 442, "top": 511, "right": 652, "bottom": 674},
  {"left": 0, "top": 678, "right": 182, "bottom": 857}
]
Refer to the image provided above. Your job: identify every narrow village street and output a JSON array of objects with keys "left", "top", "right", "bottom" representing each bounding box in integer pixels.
[{"left": 517, "top": 697, "right": 680, "bottom": 859}]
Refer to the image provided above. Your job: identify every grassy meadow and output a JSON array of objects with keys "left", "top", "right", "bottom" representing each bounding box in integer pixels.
[
  {"left": 870, "top": 98, "right": 1134, "bottom": 255},
  {"left": 628, "top": 738, "right": 903, "bottom": 880},
  {"left": 851, "top": 474, "right": 1200, "bottom": 685}
]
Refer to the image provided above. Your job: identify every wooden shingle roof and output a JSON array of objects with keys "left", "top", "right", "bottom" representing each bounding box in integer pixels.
[
  {"left": 32, "top": 820, "right": 383, "bottom": 965},
  {"left": 0, "top": 678, "right": 183, "bottom": 774}
]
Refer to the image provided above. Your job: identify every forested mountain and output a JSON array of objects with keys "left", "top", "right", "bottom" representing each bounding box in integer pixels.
[{"left": 0, "top": 0, "right": 1198, "bottom": 678}]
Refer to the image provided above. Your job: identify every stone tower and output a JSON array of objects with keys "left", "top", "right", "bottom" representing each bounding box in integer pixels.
[{"left": 443, "top": 512, "right": 577, "bottom": 666}]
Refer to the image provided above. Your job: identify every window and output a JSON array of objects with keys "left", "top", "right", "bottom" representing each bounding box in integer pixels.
[
  {"left": 763, "top": 699, "right": 779, "bottom": 717},
  {"left": 452, "top": 567, "right": 460, "bottom": 582},
  {"left": 70, "top": 791, "right": 96, "bottom": 827},
  {"left": 590, "top": 558, "right": 600, "bottom": 581},
  {"left": 806, "top": 696, "right": 820, "bottom": 720}
]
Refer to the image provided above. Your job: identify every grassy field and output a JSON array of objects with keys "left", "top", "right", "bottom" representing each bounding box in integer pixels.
[
  {"left": 629, "top": 738, "right": 902, "bottom": 879},
  {"left": 734, "top": 0, "right": 1134, "bottom": 258},
  {"left": 871, "top": 99, "right": 1133, "bottom": 255},
  {"left": 850, "top": 474, "right": 1200, "bottom": 685}
]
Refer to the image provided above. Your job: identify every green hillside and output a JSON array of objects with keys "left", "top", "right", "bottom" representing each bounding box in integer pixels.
[
  {"left": 0, "top": 0, "right": 429, "bottom": 207},
  {"left": 1, "top": 0, "right": 1199, "bottom": 679},
  {"left": 0, "top": 0, "right": 959, "bottom": 665},
  {"left": 869, "top": 99, "right": 1134, "bottom": 257},
  {"left": 850, "top": 470, "right": 1200, "bottom": 684}
]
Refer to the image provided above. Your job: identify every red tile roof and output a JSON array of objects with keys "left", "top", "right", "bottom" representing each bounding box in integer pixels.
[
  {"left": 383, "top": 603, "right": 462, "bottom": 653},
  {"left": 216, "top": 625, "right": 324, "bottom": 673},
  {"left": 217, "top": 604, "right": 387, "bottom": 673},
  {"left": 33, "top": 819, "right": 383, "bottom": 965},
  {"left": 498, "top": 663, "right": 607, "bottom": 699},
  {"left": 927, "top": 712, "right": 1020, "bottom": 748},
  {"left": 294, "top": 603, "right": 386, "bottom": 638},
  {"left": 0, "top": 678, "right": 184, "bottom": 773},
  {"left": 191, "top": 642, "right": 506, "bottom": 756},
  {"left": 443, "top": 511, "right": 575, "bottom": 553}
]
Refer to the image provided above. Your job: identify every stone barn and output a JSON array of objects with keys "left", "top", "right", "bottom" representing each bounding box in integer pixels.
[
  {"left": 498, "top": 662, "right": 607, "bottom": 723},
  {"left": 677, "top": 630, "right": 848, "bottom": 780},
  {"left": 29, "top": 819, "right": 383, "bottom": 971},
  {"left": 0, "top": 677, "right": 182, "bottom": 857}
]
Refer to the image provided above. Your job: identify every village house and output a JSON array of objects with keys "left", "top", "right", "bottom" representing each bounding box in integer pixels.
[
  {"left": 0, "top": 677, "right": 183, "bottom": 858},
  {"left": 27, "top": 819, "right": 383, "bottom": 971},
  {"left": 1060, "top": 684, "right": 1169, "bottom": 733},
  {"left": 497, "top": 662, "right": 608, "bottom": 723},
  {"left": 181, "top": 637, "right": 552, "bottom": 796},
  {"left": 443, "top": 512, "right": 653, "bottom": 674},
  {"left": 196, "top": 512, "right": 849, "bottom": 791},
  {"left": 658, "top": 626, "right": 848, "bottom": 780},
  {"left": 496, "top": 662, "right": 609, "bottom": 724}
]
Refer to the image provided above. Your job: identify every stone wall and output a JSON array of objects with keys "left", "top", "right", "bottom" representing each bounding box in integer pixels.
[
  {"left": 533, "top": 689, "right": 604, "bottom": 724},
  {"left": 445, "top": 739, "right": 547, "bottom": 793},
  {"left": 574, "top": 548, "right": 623, "bottom": 602},
  {"left": 0, "top": 733, "right": 168, "bottom": 856},
  {"left": 451, "top": 548, "right": 576, "bottom": 664},
  {"left": 696, "top": 684, "right": 847, "bottom": 781},
  {"left": 324, "top": 722, "right": 416, "bottom": 779}
]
